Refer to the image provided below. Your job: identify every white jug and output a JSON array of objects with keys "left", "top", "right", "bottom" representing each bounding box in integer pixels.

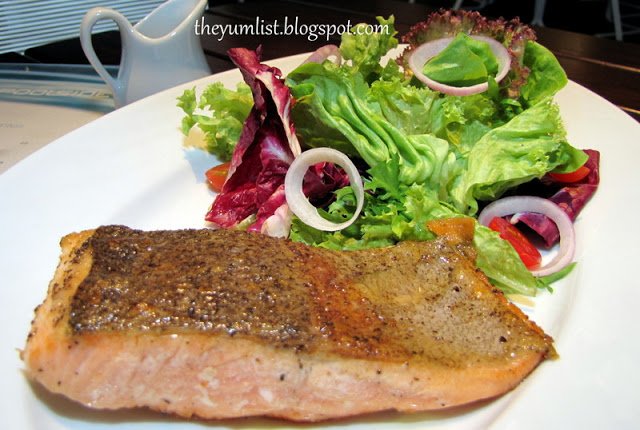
[{"left": 80, "top": 0, "right": 211, "bottom": 107}]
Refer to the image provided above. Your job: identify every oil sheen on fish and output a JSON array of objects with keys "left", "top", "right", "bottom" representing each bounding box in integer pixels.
[{"left": 22, "top": 225, "right": 555, "bottom": 421}]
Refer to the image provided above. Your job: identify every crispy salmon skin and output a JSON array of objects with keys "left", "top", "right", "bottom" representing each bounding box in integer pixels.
[{"left": 22, "top": 225, "right": 554, "bottom": 421}]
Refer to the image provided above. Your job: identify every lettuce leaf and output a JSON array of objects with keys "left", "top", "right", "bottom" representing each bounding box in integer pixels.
[
  {"left": 473, "top": 225, "right": 538, "bottom": 295},
  {"left": 177, "top": 82, "right": 252, "bottom": 161},
  {"left": 340, "top": 15, "right": 398, "bottom": 82},
  {"left": 287, "top": 61, "right": 453, "bottom": 187},
  {"left": 449, "top": 98, "right": 588, "bottom": 214},
  {"left": 423, "top": 33, "right": 499, "bottom": 87},
  {"left": 520, "top": 40, "right": 568, "bottom": 107},
  {"left": 368, "top": 77, "right": 437, "bottom": 135}
]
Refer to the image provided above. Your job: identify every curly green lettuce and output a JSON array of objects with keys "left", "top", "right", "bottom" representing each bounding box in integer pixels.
[
  {"left": 340, "top": 15, "right": 398, "bottom": 82},
  {"left": 177, "top": 82, "right": 252, "bottom": 161}
]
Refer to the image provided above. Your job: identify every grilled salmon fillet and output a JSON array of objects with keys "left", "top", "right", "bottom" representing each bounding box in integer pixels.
[{"left": 23, "top": 225, "right": 554, "bottom": 422}]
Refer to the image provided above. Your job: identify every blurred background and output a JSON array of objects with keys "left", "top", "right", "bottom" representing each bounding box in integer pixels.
[
  {"left": 0, "top": 0, "right": 637, "bottom": 65},
  {"left": 424, "top": 0, "right": 639, "bottom": 42}
]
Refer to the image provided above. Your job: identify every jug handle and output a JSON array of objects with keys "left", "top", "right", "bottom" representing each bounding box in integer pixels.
[{"left": 80, "top": 7, "right": 132, "bottom": 94}]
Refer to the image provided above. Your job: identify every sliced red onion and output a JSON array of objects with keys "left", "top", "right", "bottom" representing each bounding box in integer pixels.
[
  {"left": 284, "top": 148, "right": 364, "bottom": 232},
  {"left": 302, "top": 44, "right": 342, "bottom": 65},
  {"left": 408, "top": 35, "right": 511, "bottom": 96},
  {"left": 478, "top": 196, "right": 575, "bottom": 277},
  {"left": 511, "top": 149, "right": 600, "bottom": 248}
]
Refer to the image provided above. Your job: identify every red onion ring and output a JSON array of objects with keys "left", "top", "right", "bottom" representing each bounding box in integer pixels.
[
  {"left": 408, "top": 35, "right": 511, "bottom": 96},
  {"left": 302, "top": 44, "right": 342, "bottom": 65},
  {"left": 478, "top": 196, "right": 575, "bottom": 277}
]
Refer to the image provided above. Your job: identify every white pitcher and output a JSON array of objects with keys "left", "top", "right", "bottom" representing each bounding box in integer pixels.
[{"left": 80, "top": 0, "right": 211, "bottom": 108}]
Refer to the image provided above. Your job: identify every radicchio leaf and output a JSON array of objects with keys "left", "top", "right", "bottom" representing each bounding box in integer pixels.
[
  {"left": 515, "top": 149, "right": 600, "bottom": 247},
  {"left": 205, "top": 47, "right": 348, "bottom": 236},
  {"left": 205, "top": 47, "right": 300, "bottom": 233}
]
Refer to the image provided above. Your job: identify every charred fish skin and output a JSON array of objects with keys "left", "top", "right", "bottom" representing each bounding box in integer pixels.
[
  {"left": 23, "top": 225, "right": 554, "bottom": 421},
  {"left": 68, "top": 226, "right": 319, "bottom": 348}
]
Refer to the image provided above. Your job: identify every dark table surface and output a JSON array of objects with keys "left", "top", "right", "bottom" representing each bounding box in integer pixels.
[{"left": 3, "top": 0, "right": 639, "bottom": 121}]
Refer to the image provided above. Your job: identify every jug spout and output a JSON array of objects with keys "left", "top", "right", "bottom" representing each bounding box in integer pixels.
[{"left": 80, "top": 0, "right": 211, "bottom": 107}]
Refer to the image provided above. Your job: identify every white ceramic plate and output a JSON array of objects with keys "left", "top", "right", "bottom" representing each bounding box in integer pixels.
[{"left": 1, "top": 53, "right": 639, "bottom": 429}]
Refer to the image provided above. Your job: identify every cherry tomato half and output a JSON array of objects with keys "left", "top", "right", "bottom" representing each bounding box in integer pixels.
[
  {"left": 488, "top": 217, "right": 541, "bottom": 269},
  {"left": 205, "top": 161, "right": 231, "bottom": 193},
  {"left": 548, "top": 165, "right": 590, "bottom": 183}
]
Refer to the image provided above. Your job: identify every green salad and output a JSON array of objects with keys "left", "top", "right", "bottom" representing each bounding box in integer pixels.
[{"left": 178, "top": 11, "right": 594, "bottom": 297}]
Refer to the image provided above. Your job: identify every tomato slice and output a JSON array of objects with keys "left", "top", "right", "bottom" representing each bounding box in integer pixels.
[
  {"left": 205, "top": 161, "right": 231, "bottom": 193},
  {"left": 548, "top": 165, "right": 590, "bottom": 183},
  {"left": 488, "top": 217, "right": 541, "bottom": 269}
]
